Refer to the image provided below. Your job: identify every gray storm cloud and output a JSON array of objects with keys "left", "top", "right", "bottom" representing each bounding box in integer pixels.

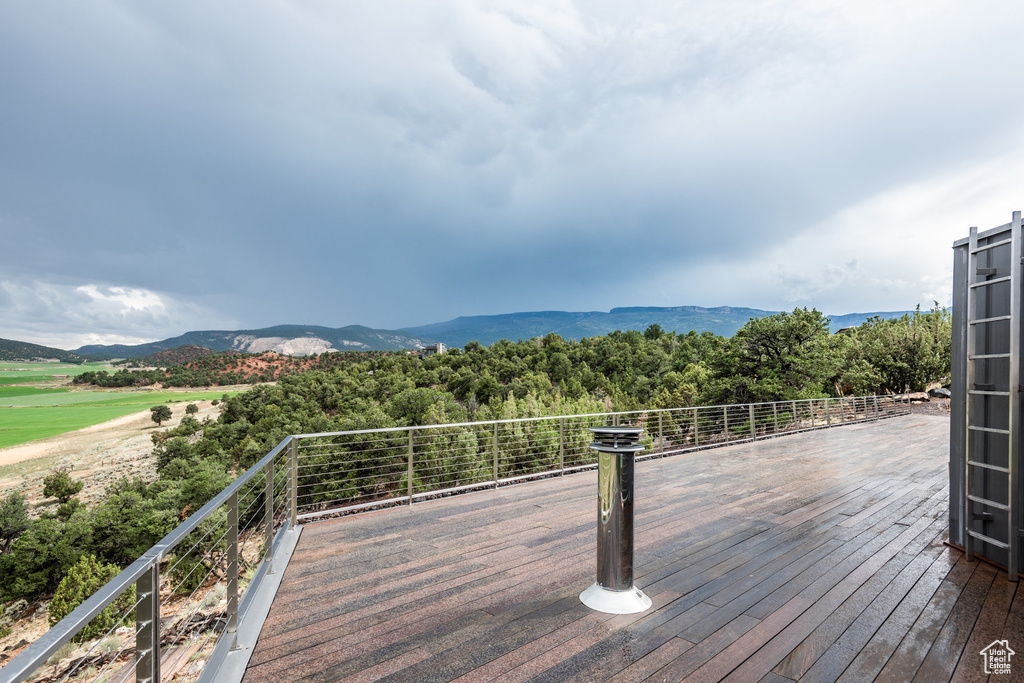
[{"left": 1, "top": 0, "right": 1022, "bottom": 346}]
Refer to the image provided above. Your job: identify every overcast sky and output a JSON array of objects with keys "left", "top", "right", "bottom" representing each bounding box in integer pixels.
[{"left": 2, "top": 1, "right": 1023, "bottom": 349}]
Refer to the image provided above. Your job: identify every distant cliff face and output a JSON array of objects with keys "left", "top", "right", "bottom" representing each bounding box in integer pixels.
[
  {"left": 73, "top": 326, "right": 434, "bottom": 359},
  {"left": 229, "top": 335, "right": 346, "bottom": 355}
]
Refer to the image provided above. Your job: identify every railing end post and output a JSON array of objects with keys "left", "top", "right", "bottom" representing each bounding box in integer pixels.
[
  {"left": 493, "top": 422, "right": 499, "bottom": 488},
  {"left": 289, "top": 437, "right": 298, "bottom": 527},
  {"left": 409, "top": 429, "right": 416, "bottom": 503},
  {"left": 265, "top": 461, "right": 275, "bottom": 575},
  {"left": 559, "top": 417, "right": 565, "bottom": 473},
  {"left": 227, "top": 489, "right": 240, "bottom": 651},
  {"left": 135, "top": 561, "right": 161, "bottom": 683}
]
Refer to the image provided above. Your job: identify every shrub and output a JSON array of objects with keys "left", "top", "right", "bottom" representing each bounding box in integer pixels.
[
  {"left": 55, "top": 498, "right": 84, "bottom": 522},
  {"left": 0, "top": 510, "right": 92, "bottom": 601},
  {"left": 0, "top": 491, "right": 30, "bottom": 553},
  {"left": 42, "top": 470, "right": 83, "bottom": 504},
  {"left": 45, "top": 641, "right": 76, "bottom": 666},
  {"left": 48, "top": 554, "right": 135, "bottom": 642},
  {"left": 89, "top": 491, "right": 175, "bottom": 567},
  {"left": 169, "top": 553, "right": 210, "bottom": 595}
]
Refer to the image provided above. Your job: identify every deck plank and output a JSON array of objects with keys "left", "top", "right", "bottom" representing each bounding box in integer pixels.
[
  {"left": 769, "top": 519, "right": 948, "bottom": 680},
  {"left": 754, "top": 519, "right": 948, "bottom": 681},
  {"left": 949, "top": 572, "right": 1018, "bottom": 683},
  {"left": 912, "top": 560, "right": 998, "bottom": 682},
  {"left": 240, "top": 414, "right": 1020, "bottom": 683},
  {"left": 872, "top": 553, "right": 980, "bottom": 682}
]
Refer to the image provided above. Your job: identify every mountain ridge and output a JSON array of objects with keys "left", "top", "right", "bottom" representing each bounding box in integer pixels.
[
  {"left": 72, "top": 325, "right": 436, "bottom": 359},
  {"left": 399, "top": 305, "right": 916, "bottom": 348},
  {"left": 11, "top": 305, "right": 922, "bottom": 359}
]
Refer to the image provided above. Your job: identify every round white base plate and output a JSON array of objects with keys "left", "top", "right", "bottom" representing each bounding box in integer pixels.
[{"left": 579, "top": 583, "right": 653, "bottom": 614}]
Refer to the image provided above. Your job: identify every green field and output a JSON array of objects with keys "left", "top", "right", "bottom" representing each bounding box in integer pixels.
[
  {"left": 1, "top": 389, "right": 146, "bottom": 407},
  {"left": 0, "top": 362, "right": 247, "bottom": 449},
  {"left": 0, "top": 361, "right": 111, "bottom": 385},
  {"left": 0, "top": 386, "right": 70, "bottom": 399},
  {"left": 0, "top": 388, "right": 242, "bottom": 449},
  {"left": 0, "top": 358, "right": 242, "bottom": 448}
]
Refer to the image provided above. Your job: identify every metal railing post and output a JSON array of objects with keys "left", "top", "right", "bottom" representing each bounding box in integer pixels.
[
  {"left": 289, "top": 438, "right": 297, "bottom": 526},
  {"left": 811, "top": 400, "right": 816, "bottom": 427},
  {"left": 792, "top": 400, "right": 797, "bottom": 429},
  {"left": 772, "top": 401, "right": 778, "bottom": 434},
  {"left": 227, "top": 490, "right": 240, "bottom": 651},
  {"left": 264, "top": 462, "right": 274, "bottom": 574},
  {"left": 135, "top": 561, "right": 160, "bottom": 683},
  {"left": 408, "top": 429, "right": 414, "bottom": 504},
  {"left": 658, "top": 412, "right": 664, "bottom": 455},
  {"left": 493, "top": 422, "right": 499, "bottom": 486},
  {"left": 694, "top": 407, "right": 699, "bottom": 446},
  {"left": 826, "top": 397, "right": 831, "bottom": 425},
  {"left": 559, "top": 418, "right": 565, "bottom": 473},
  {"left": 749, "top": 404, "right": 756, "bottom": 440},
  {"left": 723, "top": 406, "right": 729, "bottom": 440}
]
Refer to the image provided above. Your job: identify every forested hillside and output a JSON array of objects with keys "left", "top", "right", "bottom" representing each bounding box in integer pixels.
[
  {"left": 0, "top": 338, "right": 88, "bottom": 363},
  {"left": 0, "top": 307, "right": 950, "bottom": 610},
  {"left": 75, "top": 350, "right": 392, "bottom": 387},
  {"left": 117, "top": 344, "right": 217, "bottom": 367}
]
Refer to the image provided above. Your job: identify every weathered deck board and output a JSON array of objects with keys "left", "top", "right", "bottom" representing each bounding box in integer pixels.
[{"left": 243, "top": 415, "right": 1022, "bottom": 682}]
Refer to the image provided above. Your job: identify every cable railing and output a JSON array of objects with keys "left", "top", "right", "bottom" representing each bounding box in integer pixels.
[
  {"left": 0, "top": 394, "right": 909, "bottom": 683},
  {"left": 0, "top": 438, "right": 297, "bottom": 683},
  {"left": 291, "top": 395, "right": 910, "bottom": 521}
]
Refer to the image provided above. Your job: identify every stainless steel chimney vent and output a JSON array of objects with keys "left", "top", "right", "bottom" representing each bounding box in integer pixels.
[{"left": 579, "top": 425, "right": 653, "bottom": 614}]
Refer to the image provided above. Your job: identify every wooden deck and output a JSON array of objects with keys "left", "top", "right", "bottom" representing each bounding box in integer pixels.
[{"left": 242, "top": 415, "right": 1023, "bottom": 682}]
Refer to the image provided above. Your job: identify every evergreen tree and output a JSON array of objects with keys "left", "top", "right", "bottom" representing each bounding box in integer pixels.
[
  {"left": 42, "top": 470, "right": 83, "bottom": 504},
  {"left": 151, "top": 405, "right": 173, "bottom": 427},
  {"left": 48, "top": 554, "right": 135, "bottom": 641},
  {"left": 0, "top": 491, "right": 30, "bottom": 554}
]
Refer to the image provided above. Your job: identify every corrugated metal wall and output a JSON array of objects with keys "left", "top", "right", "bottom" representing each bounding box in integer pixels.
[{"left": 950, "top": 215, "right": 1022, "bottom": 574}]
